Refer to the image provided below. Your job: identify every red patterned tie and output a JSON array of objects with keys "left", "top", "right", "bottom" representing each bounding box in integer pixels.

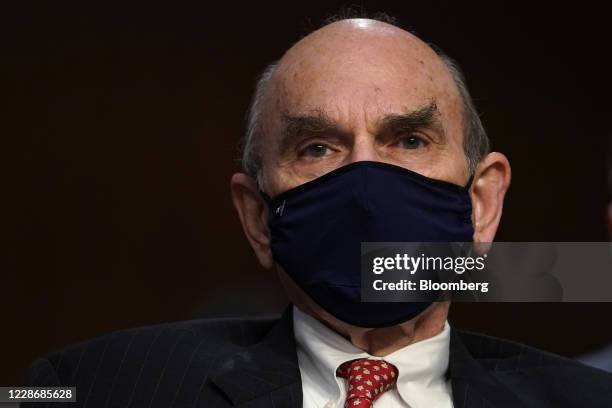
[{"left": 336, "top": 358, "right": 398, "bottom": 407}]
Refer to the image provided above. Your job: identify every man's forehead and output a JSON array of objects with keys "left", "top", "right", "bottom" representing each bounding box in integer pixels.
[
  {"left": 270, "top": 19, "right": 459, "bottom": 124},
  {"left": 282, "top": 19, "right": 436, "bottom": 68}
]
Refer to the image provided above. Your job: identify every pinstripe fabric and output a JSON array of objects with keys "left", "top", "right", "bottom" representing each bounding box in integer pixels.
[
  {"left": 25, "top": 307, "right": 612, "bottom": 407},
  {"left": 24, "top": 309, "right": 301, "bottom": 408},
  {"left": 449, "top": 329, "right": 612, "bottom": 407}
]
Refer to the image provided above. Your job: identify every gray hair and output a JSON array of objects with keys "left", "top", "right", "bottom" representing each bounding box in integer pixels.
[
  {"left": 240, "top": 50, "right": 489, "bottom": 185},
  {"left": 437, "top": 52, "right": 490, "bottom": 175}
]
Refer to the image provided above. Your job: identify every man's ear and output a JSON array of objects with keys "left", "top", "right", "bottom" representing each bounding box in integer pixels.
[
  {"left": 470, "top": 152, "right": 511, "bottom": 246},
  {"left": 230, "top": 173, "right": 274, "bottom": 269}
]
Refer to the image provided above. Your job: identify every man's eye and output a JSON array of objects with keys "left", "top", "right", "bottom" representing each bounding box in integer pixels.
[
  {"left": 302, "top": 143, "right": 330, "bottom": 158},
  {"left": 398, "top": 135, "right": 425, "bottom": 150}
]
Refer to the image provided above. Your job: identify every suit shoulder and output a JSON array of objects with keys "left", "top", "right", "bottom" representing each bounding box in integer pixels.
[
  {"left": 456, "top": 329, "right": 612, "bottom": 403},
  {"left": 456, "top": 328, "right": 601, "bottom": 370},
  {"left": 456, "top": 329, "right": 565, "bottom": 363},
  {"left": 29, "top": 316, "right": 278, "bottom": 387}
]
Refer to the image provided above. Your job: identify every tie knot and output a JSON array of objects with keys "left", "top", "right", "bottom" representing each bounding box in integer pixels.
[{"left": 336, "top": 358, "right": 398, "bottom": 407}]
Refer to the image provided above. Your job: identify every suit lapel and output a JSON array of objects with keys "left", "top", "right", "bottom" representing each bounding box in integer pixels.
[
  {"left": 209, "top": 307, "right": 302, "bottom": 407},
  {"left": 449, "top": 328, "right": 530, "bottom": 408}
]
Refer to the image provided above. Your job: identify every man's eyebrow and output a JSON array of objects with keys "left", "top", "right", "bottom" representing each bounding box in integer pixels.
[
  {"left": 277, "top": 102, "right": 445, "bottom": 152},
  {"left": 278, "top": 110, "right": 340, "bottom": 152},
  {"left": 378, "top": 102, "right": 446, "bottom": 142}
]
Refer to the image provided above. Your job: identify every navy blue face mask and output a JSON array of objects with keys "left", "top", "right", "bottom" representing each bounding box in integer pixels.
[{"left": 262, "top": 161, "right": 473, "bottom": 328}]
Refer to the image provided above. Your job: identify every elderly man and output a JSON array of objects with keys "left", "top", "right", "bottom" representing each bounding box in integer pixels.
[{"left": 27, "top": 17, "right": 612, "bottom": 408}]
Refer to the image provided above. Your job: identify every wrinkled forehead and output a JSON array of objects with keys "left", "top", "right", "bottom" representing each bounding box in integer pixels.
[{"left": 270, "top": 20, "right": 461, "bottom": 125}]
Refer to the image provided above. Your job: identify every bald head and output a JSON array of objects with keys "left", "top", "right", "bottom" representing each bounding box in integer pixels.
[
  {"left": 275, "top": 19, "right": 458, "bottom": 110},
  {"left": 243, "top": 18, "right": 488, "bottom": 194}
]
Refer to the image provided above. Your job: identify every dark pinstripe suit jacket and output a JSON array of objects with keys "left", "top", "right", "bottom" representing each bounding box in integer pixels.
[{"left": 26, "top": 307, "right": 612, "bottom": 408}]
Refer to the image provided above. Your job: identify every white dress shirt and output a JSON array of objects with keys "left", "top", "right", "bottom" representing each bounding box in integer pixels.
[{"left": 293, "top": 306, "right": 454, "bottom": 408}]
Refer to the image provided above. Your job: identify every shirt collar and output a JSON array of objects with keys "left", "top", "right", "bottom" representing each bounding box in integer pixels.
[{"left": 293, "top": 305, "right": 451, "bottom": 407}]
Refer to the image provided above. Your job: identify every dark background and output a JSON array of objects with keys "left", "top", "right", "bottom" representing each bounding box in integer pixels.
[{"left": 4, "top": 1, "right": 611, "bottom": 385}]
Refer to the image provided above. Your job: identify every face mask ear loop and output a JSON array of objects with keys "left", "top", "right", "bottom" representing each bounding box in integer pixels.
[
  {"left": 464, "top": 174, "right": 475, "bottom": 190},
  {"left": 259, "top": 190, "right": 273, "bottom": 205},
  {"left": 257, "top": 191, "right": 274, "bottom": 219},
  {"left": 259, "top": 189, "right": 288, "bottom": 217}
]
